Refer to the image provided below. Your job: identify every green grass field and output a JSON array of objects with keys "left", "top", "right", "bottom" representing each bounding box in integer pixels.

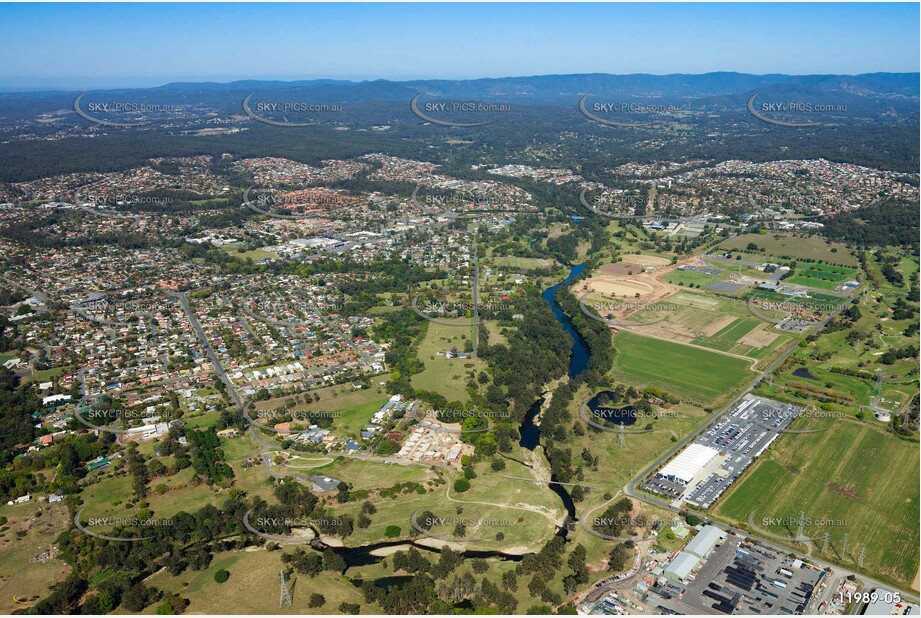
[
  {"left": 325, "top": 456, "right": 562, "bottom": 553},
  {"left": 22, "top": 366, "right": 71, "bottom": 384},
  {"left": 77, "top": 434, "right": 277, "bottom": 527},
  {"left": 219, "top": 243, "right": 280, "bottom": 262},
  {"left": 310, "top": 458, "right": 434, "bottom": 493},
  {"left": 143, "top": 548, "right": 379, "bottom": 614},
  {"left": 714, "top": 416, "right": 920, "bottom": 588},
  {"left": 487, "top": 256, "right": 556, "bottom": 271},
  {"left": 610, "top": 332, "right": 753, "bottom": 407},
  {"left": 663, "top": 270, "right": 719, "bottom": 288},
  {"left": 787, "top": 263, "right": 857, "bottom": 290},
  {"left": 561, "top": 378, "right": 710, "bottom": 568}
]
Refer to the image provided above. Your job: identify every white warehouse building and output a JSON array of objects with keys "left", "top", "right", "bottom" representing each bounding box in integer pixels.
[
  {"left": 657, "top": 443, "right": 720, "bottom": 485},
  {"left": 685, "top": 525, "right": 727, "bottom": 558}
]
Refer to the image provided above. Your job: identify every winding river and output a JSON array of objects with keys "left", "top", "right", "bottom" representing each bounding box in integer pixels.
[{"left": 518, "top": 262, "right": 590, "bottom": 527}]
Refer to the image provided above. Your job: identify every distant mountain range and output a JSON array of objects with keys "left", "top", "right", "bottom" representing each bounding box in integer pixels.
[{"left": 4, "top": 71, "right": 919, "bottom": 109}]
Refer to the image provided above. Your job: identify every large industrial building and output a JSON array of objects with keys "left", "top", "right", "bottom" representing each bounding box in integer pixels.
[
  {"left": 663, "top": 551, "right": 701, "bottom": 583},
  {"left": 661, "top": 525, "right": 727, "bottom": 584},
  {"left": 685, "top": 525, "right": 727, "bottom": 558},
  {"left": 656, "top": 443, "right": 719, "bottom": 485}
]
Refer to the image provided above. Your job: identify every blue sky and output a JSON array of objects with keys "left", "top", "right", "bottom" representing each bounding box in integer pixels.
[{"left": 0, "top": 3, "right": 917, "bottom": 88}]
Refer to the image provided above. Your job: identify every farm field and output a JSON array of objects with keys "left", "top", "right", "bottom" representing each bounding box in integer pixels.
[
  {"left": 609, "top": 331, "right": 753, "bottom": 407},
  {"left": 625, "top": 291, "right": 792, "bottom": 363},
  {"left": 719, "top": 233, "right": 858, "bottom": 266},
  {"left": 714, "top": 415, "right": 920, "bottom": 589}
]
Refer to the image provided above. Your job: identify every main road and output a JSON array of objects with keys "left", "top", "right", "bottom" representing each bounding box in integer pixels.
[{"left": 173, "top": 291, "right": 243, "bottom": 410}]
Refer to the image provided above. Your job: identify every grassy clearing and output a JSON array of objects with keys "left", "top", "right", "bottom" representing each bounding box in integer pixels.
[
  {"left": 0, "top": 502, "right": 71, "bottom": 614},
  {"left": 411, "top": 320, "right": 487, "bottom": 403},
  {"left": 487, "top": 256, "right": 556, "bottom": 270},
  {"left": 78, "top": 434, "right": 276, "bottom": 526},
  {"left": 253, "top": 386, "right": 391, "bottom": 439},
  {"left": 325, "top": 456, "right": 562, "bottom": 553},
  {"left": 562, "top": 380, "right": 708, "bottom": 569},
  {"left": 23, "top": 366, "right": 71, "bottom": 384},
  {"left": 219, "top": 243, "right": 280, "bottom": 262},
  {"left": 718, "top": 233, "right": 858, "bottom": 266},
  {"left": 663, "top": 270, "right": 719, "bottom": 288},
  {"left": 143, "top": 548, "right": 379, "bottom": 614},
  {"left": 313, "top": 458, "right": 434, "bottom": 493}
]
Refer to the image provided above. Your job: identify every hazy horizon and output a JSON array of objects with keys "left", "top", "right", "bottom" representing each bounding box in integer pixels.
[{"left": 1, "top": 2, "right": 918, "bottom": 90}]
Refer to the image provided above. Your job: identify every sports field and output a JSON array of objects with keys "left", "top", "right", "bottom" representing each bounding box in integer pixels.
[
  {"left": 715, "top": 416, "right": 920, "bottom": 588},
  {"left": 609, "top": 331, "right": 753, "bottom": 406},
  {"left": 786, "top": 263, "right": 857, "bottom": 291}
]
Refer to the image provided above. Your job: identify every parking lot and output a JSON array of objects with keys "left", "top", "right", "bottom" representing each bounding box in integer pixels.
[
  {"left": 644, "top": 396, "right": 802, "bottom": 508},
  {"left": 708, "top": 281, "right": 748, "bottom": 293}
]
